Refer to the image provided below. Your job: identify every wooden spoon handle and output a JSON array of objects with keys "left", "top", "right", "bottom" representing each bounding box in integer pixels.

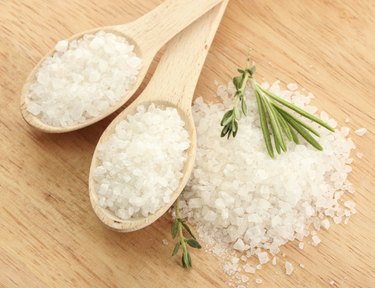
[
  {"left": 116, "top": 0, "right": 224, "bottom": 55},
  {"left": 140, "top": 0, "right": 229, "bottom": 109}
]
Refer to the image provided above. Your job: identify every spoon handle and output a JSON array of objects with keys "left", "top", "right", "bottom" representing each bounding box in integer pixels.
[
  {"left": 116, "top": 0, "right": 224, "bottom": 55},
  {"left": 140, "top": 0, "right": 229, "bottom": 109}
]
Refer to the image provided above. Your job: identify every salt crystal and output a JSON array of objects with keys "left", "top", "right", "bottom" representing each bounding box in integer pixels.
[
  {"left": 257, "top": 252, "right": 269, "bottom": 264},
  {"left": 299, "top": 264, "right": 305, "bottom": 269},
  {"left": 298, "top": 242, "right": 305, "bottom": 249},
  {"left": 162, "top": 239, "right": 168, "bottom": 245},
  {"left": 255, "top": 278, "right": 263, "bottom": 284},
  {"left": 243, "top": 264, "right": 256, "bottom": 274},
  {"left": 355, "top": 128, "right": 367, "bottom": 136},
  {"left": 285, "top": 262, "right": 294, "bottom": 275},
  {"left": 233, "top": 239, "right": 246, "bottom": 252},
  {"left": 256, "top": 264, "right": 262, "bottom": 270},
  {"left": 241, "top": 275, "right": 249, "bottom": 283},
  {"left": 330, "top": 280, "right": 335, "bottom": 285},
  {"left": 356, "top": 152, "right": 364, "bottom": 159},
  {"left": 55, "top": 40, "right": 68, "bottom": 52},
  {"left": 272, "top": 256, "right": 277, "bottom": 265},
  {"left": 311, "top": 235, "right": 321, "bottom": 246},
  {"left": 321, "top": 219, "right": 330, "bottom": 230}
]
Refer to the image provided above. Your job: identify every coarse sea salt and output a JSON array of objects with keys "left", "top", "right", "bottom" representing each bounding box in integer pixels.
[
  {"left": 181, "top": 80, "right": 356, "bottom": 282},
  {"left": 354, "top": 128, "right": 367, "bottom": 136},
  {"left": 26, "top": 31, "right": 142, "bottom": 127},
  {"left": 93, "top": 104, "right": 189, "bottom": 219}
]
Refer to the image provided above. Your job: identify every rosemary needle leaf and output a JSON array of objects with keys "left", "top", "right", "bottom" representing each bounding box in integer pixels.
[
  {"left": 181, "top": 222, "right": 196, "bottom": 240},
  {"left": 171, "top": 219, "right": 179, "bottom": 239},
  {"left": 275, "top": 109, "right": 293, "bottom": 141},
  {"left": 221, "top": 125, "right": 229, "bottom": 137},
  {"left": 287, "top": 117, "right": 323, "bottom": 150},
  {"left": 183, "top": 251, "right": 190, "bottom": 268},
  {"left": 187, "top": 239, "right": 202, "bottom": 249},
  {"left": 262, "top": 95, "right": 287, "bottom": 151},
  {"left": 221, "top": 110, "right": 232, "bottom": 126},
  {"left": 172, "top": 242, "right": 180, "bottom": 256},
  {"left": 275, "top": 105, "right": 321, "bottom": 137},
  {"left": 288, "top": 123, "right": 300, "bottom": 144},
  {"left": 255, "top": 90, "right": 274, "bottom": 158},
  {"left": 187, "top": 252, "right": 192, "bottom": 267},
  {"left": 257, "top": 84, "right": 334, "bottom": 132}
]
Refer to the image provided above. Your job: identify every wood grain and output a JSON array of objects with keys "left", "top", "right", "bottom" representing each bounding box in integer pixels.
[{"left": 1, "top": 0, "right": 374, "bottom": 287}]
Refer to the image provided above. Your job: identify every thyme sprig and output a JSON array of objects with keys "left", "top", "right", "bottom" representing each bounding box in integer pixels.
[
  {"left": 220, "top": 60, "right": 335, "bottom": 158},
  {"left": 171, "top": 198, "right": 201, "bottom": 268}
]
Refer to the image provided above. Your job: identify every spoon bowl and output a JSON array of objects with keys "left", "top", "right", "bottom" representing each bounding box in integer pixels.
[
  {"left": 20, "top": 0, "right": 223, "bottom": 133},
  {"left": 89, "top": 99, "right": 196, "bottom": 232},
  {"left": 89, "top": 0, "right": 228, "bottom": 232}
]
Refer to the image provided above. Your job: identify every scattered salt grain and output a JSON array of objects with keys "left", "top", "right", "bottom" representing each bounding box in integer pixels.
[
  {"left": 299, "top": 263, "right": 305, "bottom": 269},
  {"left": 243, "top": 264, "right": 256, "bottom": 274},
  {"left": 241, "top": 275, "right": 249, "bottom": 283},
  {"left": 355, "top": 128, "right": 367, "bottom": 136},
  {"left": 162, "top": 239, "right": 168, "bottom": 245},
  {"left": 233, "top": 239, "right": 246, "bottom": 252},
  {"left": 255, "top": 278, "right": 263, "bottom": 284},
  {"left": 298, "top": 242, "right": 305, "bottom": 249},
  {"left": 93, "top": 104, "right": 189, "bottom": 219},
  {"left": 272, "top": 256, "right": 277, "bottom": 265},
  {"left": 356, "top": 152, "right": 364, "bottom": 159},
  {"left": 257, "top": 252, "right": 269, "bottom": 264},
  {"left": 285, "top": 262, "right": 294, "bottom": 275},
  {"left": 321, "top": 219, "right": 330, "bottom": 231},
  {"left": 330, "top": 280, "right": 336, "bottom": 285},
  {"left": 27, "top": 31, "right": 141, "bottom": 127},
  {"left": 311, "top": 235, "right": 321, "bottom": 246},
  {"left": 256, "top": 264, "right": 262, "bottom": 270},
  {"left": 240, "top": 255, "right": 247, "bottom": 262}
]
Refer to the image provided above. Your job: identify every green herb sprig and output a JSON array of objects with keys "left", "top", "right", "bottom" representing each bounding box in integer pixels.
[
  {"left": 220, "top": 60, "right": 335, "bottom": 158},
  {"left": 171, "top": 198, "right": 201, "bottom": 268}
]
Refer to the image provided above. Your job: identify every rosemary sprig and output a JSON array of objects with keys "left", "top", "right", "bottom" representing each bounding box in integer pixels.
[
  {"left": 171, "top": 198, "right": 201, "bottom": 268},
  {"left": 220, "top": 60, "right": 335, "bottom": 158}
]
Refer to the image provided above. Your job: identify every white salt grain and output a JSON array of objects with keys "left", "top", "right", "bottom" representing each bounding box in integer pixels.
[
  {"left": 285, "top": 262, "right": 294, "bottom": 275},
  {"left": 321, "top": 219, "right": 330, "bottom": 230},
  {"left": 233, "top": 239, "right": 246, "bottom": 252},
  {"left": 255, "top": 278, "right": 263, "bottom": 284},
  {"left": 298, "top": 242, "right": 305, "bottom": 249},
  {"left": 257, "top": 252, "right": 269, "bottom": 264},
  {"left": 355, "top": 128, "right": 367, "bottom": 136},
  {"left": 330, "top": 280, "right": 336, "bottom": 285},
  {"left": 243, "top": 264, "right": 256, "bottom": 274},
  {"left": 27, "top": 31, "right": 141, "bottom": 127},
  {"left": 93, "top": 104, "right": 189, "bottom": 219},
  {"left": 356, "top": 152, "right": 364, "bottom": 159},
  {"left": 162, "top": 239, "right": 168, "bottom": 245},
  {"left": 299, "top": 263, "right": 305, "bottom": 269},
  {"left": 311, "top": 235, "right": 321, "bottom": 246},
  {"left": 272, "top": 256, "right": 277, "bottom": 265}
]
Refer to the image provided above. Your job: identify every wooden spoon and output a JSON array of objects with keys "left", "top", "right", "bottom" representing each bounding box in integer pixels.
[
  {"left": 89, "top": 0, "right": 228, "bottom": 232},
  {"left": 20, "top": 0, "right": 223, "bottom": 133}
]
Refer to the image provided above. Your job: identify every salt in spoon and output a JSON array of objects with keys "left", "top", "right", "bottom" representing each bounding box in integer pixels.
[
  {"left": 20, "top": 0, "right": 223, "bottom": 133},
  {"left": 89, "top": 0, "right": 228, "bottom": 232}
]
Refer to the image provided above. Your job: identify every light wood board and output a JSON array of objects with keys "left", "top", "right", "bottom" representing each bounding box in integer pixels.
[{"left": 0, "top": 0, "right": 374, "bottom": 287}]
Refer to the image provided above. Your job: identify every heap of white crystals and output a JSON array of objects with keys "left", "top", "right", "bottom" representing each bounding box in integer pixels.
[
  {"left": 26, "top": 31, "right": 141, "bottom": 127},
  {"left": 181, "top": 80, "right": 356, "bottom": 283},
  {"left": 93, "top": 104, "right": 189, "bottom": 219}
]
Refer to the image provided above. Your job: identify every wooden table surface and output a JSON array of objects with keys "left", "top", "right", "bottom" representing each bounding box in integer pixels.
[{"left": 1, "top": 1, "right": 374, "bottom": 287}]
